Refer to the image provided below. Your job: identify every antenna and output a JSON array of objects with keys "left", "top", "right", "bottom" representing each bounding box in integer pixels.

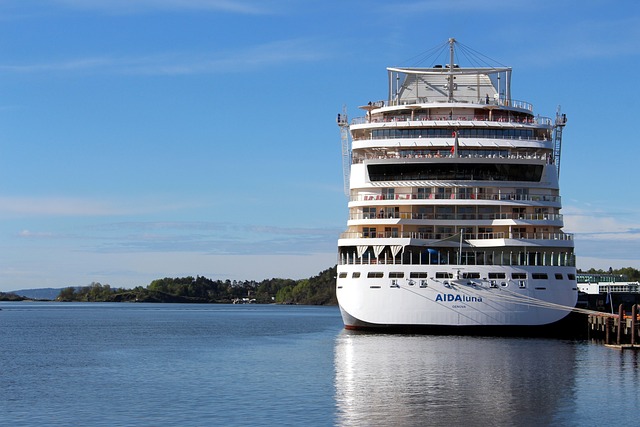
[
  {"left": 553, "top": 106, "right": 568, "bottom": 178},
  {"left": 337, "top": 105, "right": 351, "bottom": 196},
  {"left": 447, "top": 37, "right": 456, "bottom": 102}
]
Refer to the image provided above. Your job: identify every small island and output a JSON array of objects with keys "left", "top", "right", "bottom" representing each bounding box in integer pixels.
[{"left": 0, "top": 292, "right": 27, "bottom": 302}]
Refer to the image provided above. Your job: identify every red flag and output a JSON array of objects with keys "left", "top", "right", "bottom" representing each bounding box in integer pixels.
[{"left": 450, "top": 130, "right": 457, "bottom": 155}]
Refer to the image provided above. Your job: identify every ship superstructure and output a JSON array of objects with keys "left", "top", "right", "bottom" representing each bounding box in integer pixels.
[{"left": 336, "top": 38, "right": 577, "bottom": 331}]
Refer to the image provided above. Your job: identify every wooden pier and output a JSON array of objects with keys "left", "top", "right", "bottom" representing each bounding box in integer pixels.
[{"left": 588, "top": 304, "right": 640, "bottom": 349}]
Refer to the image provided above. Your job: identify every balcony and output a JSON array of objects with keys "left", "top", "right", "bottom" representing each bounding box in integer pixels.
[
  {"left": 349, "top": 212, "right": 563, "bottom": 222},
  {"left": 339, "top": 231, "right": 573, "bottom": 241},
  {"left": 351, "top": 151, "right": 551, "bottom": 164},
  {"left": 351, "top": 192, "right": 561, "bottom": 203}
]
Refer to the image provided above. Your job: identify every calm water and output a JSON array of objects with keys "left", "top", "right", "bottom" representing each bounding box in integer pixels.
[{"left": 0, "top": 302, "right": 638, "bottom": 426}]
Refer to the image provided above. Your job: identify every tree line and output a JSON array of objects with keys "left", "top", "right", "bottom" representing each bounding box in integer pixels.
[
  {"left": 577, "top": 267, "right": 640, "bottom": 281},
  {"left": 55, "top": 266, "right": 338, "bottom": 305}
]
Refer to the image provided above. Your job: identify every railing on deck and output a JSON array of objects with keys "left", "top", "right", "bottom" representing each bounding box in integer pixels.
[
  {"left": 348, "top": 212, "right": 563, "bottom": 222},
  {"left": 339, "top": 231, "right": 573, "bottom": 241},
  {"left": 351, "top": 192, "right": 561, "bottom": 203},
  {"left": 362, "top": 96, "right": 537, "bottom": 111},
  {"left": 351, "top": 152, "right": 551, "bottom": 164}
]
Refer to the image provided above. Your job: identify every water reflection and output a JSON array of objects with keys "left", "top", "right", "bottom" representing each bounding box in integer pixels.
[{"left": 334, "top": 331, "right": 577, "bottom": 426}]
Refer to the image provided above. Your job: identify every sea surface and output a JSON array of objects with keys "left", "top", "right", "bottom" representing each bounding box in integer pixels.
[{"left": 0, "top": 302, "right": 638, "bottom": 426}]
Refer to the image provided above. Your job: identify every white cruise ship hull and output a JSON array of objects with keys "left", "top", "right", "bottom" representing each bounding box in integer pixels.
[{"left": 337, "top": 265, "right": 577, "bottom": 330}]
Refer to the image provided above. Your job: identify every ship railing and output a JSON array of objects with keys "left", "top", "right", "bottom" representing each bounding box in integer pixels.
[
  {"left": 351, "top": 114, "right": 553, "bottom": 126},
  {"left": 352, "top": 132, "right": 550, "bottom": 142},
  {"left": 348, "top": 212, "right": 563, "bottom": 221},
  {"left": 387, "top": 95, "right": 533, "bottom": 111},
  {"left": 493, "top": 213, "right": 563, "bottom": 221},
  {"left": 351, "top": 152, "right": 551, "bottom": 164},
  {"left": 339, "top": 231, "right": 573, "bottom": 241},
  {"left": 511, "top": 232, "right": 573, "bottom": 240},
  {"left": 351, "top": 192, "right": 561, "bottom": 203}
]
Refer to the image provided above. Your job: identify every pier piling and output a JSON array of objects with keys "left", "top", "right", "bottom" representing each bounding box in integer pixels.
[
  {"left": 632, "top": 304, "right": 637, "bottom": 345},
  {"left": 617, "top": 304, "right": 623, "bottom": 345},
  {"left": 587, "top": 304, "right": 640, "bottom": 350}
]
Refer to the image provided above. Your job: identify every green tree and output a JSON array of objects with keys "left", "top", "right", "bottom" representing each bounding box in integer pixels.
[{"left": 57, "top": 287, "right": 77, "bottom": 301}]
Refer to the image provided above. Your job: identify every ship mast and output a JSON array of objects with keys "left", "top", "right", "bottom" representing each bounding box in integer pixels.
[{"left": 447, "top": 37, "right": 456, "bottom": 102}]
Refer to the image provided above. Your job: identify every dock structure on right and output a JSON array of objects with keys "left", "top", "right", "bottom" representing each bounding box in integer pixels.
[{"left": 588, "top": 303, "right": 640, "bottom": 349}]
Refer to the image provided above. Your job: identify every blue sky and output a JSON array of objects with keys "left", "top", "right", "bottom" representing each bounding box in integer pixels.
[{"left": 1, "top": 0, "right": 639, "bottom": 291}]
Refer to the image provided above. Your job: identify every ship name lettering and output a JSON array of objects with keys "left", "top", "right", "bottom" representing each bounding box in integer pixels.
[{"left": 435, "top": 293, "right": 482, "bottom": 303}]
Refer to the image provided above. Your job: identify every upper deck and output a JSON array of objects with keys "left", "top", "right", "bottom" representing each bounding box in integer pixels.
[
  {"left": 354, "top": 38, "right": 543, "bottom": 127},
  {"left": 353, "top": 65, "right": 545, "bottom": 126},
  {"left": 388, "top": 65, "right": 517, "bottom": 107}
]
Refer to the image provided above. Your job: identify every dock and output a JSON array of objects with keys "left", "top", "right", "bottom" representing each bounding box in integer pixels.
[{"left": 587, "top": 304, "right": 640, "bottom": 349}]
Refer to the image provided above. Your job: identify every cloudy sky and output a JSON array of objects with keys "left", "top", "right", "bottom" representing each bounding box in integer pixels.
[{"left": 1, "top": 0, "right": 639, "bottom": 291}]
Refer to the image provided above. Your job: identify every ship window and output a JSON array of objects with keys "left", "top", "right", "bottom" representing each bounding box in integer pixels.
[
  {"left": 462, "top": 272, "right": 481, "bottom": 279},
  {"left": 338, "top": 272, "right": 347, "bottom": 278},
  {"left": 372, "top": 128, "right": 535, "bottom": 140},
  {"left": 532, "top": 273, "right": 548, "bottom": 280},
  {"left": 458, "top": 206, "right": 475, "bottom": 219},
  {"left": 512, "top": 273, "right": 527, "bottom": 279},
  {"left": 363, "top": 227, "right": 377, "bottom": 238},
  {"left": 352, "top": 272, "right": 361, "bottom": 278},
  {"left": 385, "top": 227, "right": 399, "bottom": 237},
  {"left": 410, "top": 272, "right": 428, "bottom": 278},
  {"left": 488, "top": 272, "right": 506, "bottom": 279},
  {"left": 389, "top": 272, "right": 404, "bottom": 278},
  {"left": 417, "top": 187, "right": 431, "bottom": 199},
  {"left": 568, "top": 274, "right": 576, "bottom": 280},
  {"left": 415, "top": 207, "right": 433, "bottom": 220},
  {"left": 436, "top": 272, "right": 453, "bottom": 279},
  {"left": 555, "top": 273, "right": 563, "bottom": 280},
  {"left": 363, "top": 207, "right": 377, "bottom": 219},
  {"left": 436, "top": 206, "right": 454, "bottom": 219},
  {"left": 458, "top": 188, "right": 473, "bottom": 199},
  {"left": 367, "top": 272, "right": 384, "bottom": 278}
]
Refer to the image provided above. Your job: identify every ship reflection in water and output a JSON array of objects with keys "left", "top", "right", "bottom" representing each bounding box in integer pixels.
[{"left": 334, "top": 331, "right": 577, "bottom": 426}]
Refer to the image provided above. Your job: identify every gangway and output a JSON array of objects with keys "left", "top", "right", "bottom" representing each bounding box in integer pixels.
[
  {"left": 337, "top": 105, "right": 351, "bottom": 196},
  {"left": 553, "top": 106, "right": 567, "bottom": 178}
]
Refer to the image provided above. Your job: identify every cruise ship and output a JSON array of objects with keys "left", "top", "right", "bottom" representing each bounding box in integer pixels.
[{"left": 336, "top": 38, "right": 578, "bottom": 332}]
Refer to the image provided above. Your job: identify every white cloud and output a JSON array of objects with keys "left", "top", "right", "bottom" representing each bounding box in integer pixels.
[
  {"left": 563, "top": 205, "right": 640, "bottom": 239},
  {"left": 87, "top": 221, "right": 340, "bottom": 255},
  {"left": 0, "top": 57, "right": 114, "bottom": 73},
  {"left": 0, "top": 38, "right": 329, "bottom": 76},
  {"left": 379, "top": 0, "right": 527, "bottom": 13},
  {"left": 0, "top": 195, "right": 191, "bottom": 217},
  {"left": 9, "top": 217, "right": 340, "bottom": 256},
  {"left": 563, "top": 204, "right": 640, "bottom": 267},
  {"left": 0, "top": 196, "right": 124, "bottom": 217},
  {"left": 18, "top": 229, "right": 56, "bottom": 238},
  {"left": 50, "top": 0, "right": 270, "bottom": 14}
]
